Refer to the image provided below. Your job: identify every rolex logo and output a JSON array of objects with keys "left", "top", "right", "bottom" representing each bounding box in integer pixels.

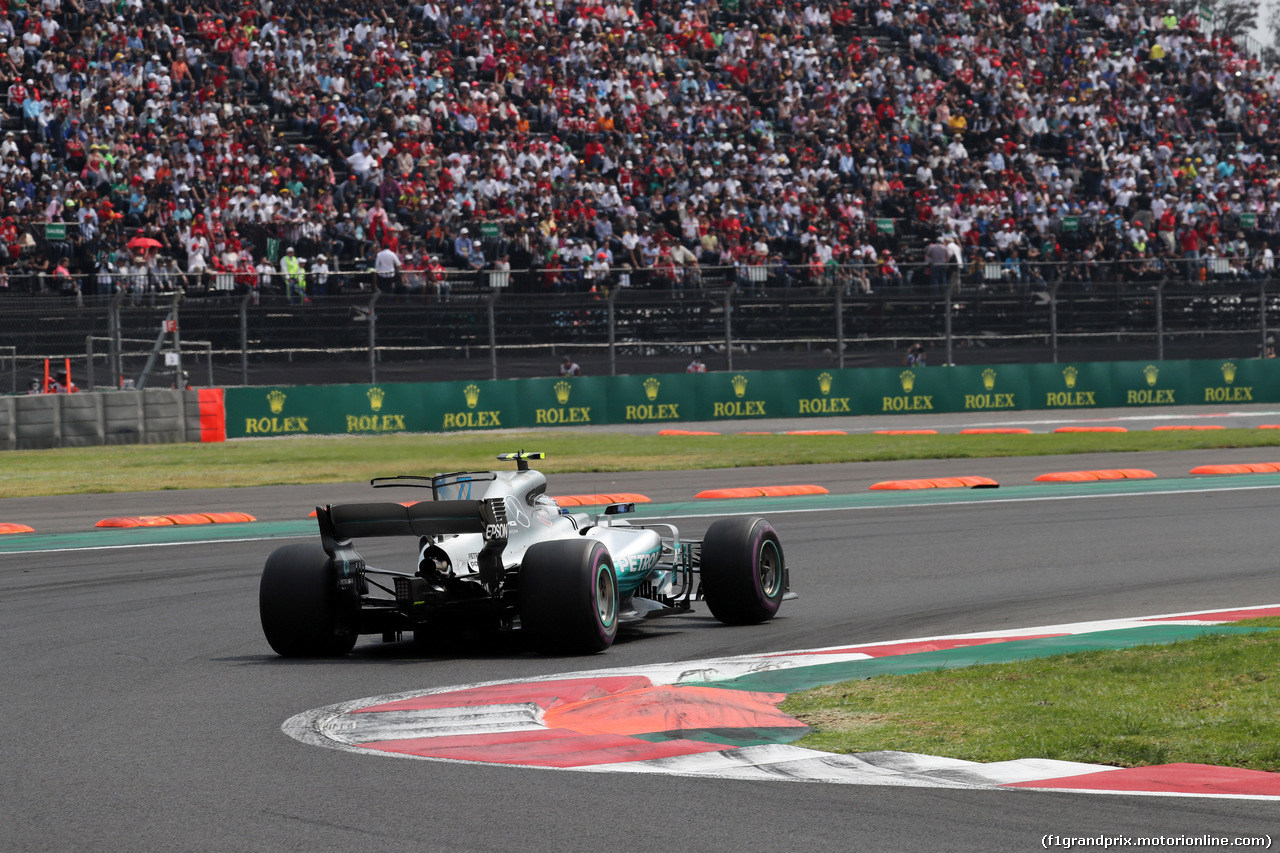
[
  {"left": 643, "top": 377, "right": 661, "bottom": 401},
  {"left": 554, "top": 380, "right": 571, "bottom": 405},
  {"left": 982, "top": 368, "right": 997, "bottom": 391},
  {"left": 818, "top": 372, "right": 833, "bottom": 395},
  {"left": 900, "top": 370, "right": 915, "bottom": 393},
  {"left": 1143, "top": 365, "right": 1159, "bottom": 387},
  {"left": 1063, "top": 366, "right": 1079, "bottom": 389},
  {"left": 1222, "top": 362, "right": 1237, "bottom": 384},
  {"left": 731, "top": 374, "right": 748, "bottom": 398},
  {"left": 367, "top": 386, "right": 385, "bottom": 411},
  {"left": 463, "top": 383, "right": 481, "bottom": 409},
  {"left": 267, "top": 389, "right": 287, "bottom": 414}
]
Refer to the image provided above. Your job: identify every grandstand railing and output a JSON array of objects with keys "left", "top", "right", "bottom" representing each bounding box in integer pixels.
[{"left": 0, "top": 262, "right": 1275, "bottom": 391}]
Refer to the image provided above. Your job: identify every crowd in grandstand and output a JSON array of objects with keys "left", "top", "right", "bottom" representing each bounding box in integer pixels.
[{"left": 0, "top": 0, "right": 1278, "bottom": 297}]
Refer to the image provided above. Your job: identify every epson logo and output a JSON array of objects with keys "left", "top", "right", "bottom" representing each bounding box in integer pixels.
[{"left": 483, "top": 523, "right": 509, "bottom": 540}]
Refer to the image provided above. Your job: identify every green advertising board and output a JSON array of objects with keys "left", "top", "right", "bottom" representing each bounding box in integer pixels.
[
  {"left": 1108, "top": 360, "right": 1189, "bottom": 407},
  {"left": 328, "top": 382, "right": 432, "bottom": 434},
  {"left": 227, "top": 383, "right": 434, "bottom": 437},
  {"left": 221, "top": 358, "right": 1280, "bottom": 438},
  {"left": 945, "top": 364, "right": 1031, "bottom": 414},
  {"left": 698, "top": 370, "right": 785, "bottom": 421},
  {"left": 429, "top": 379, "right": 520, "bottom": 431},
  {"left": 780, "top": 369, "right": 871, "bottom": 417},
  {"left": 1028, "top": 361, "right": 1115, "bottom": 409},
  {"left": 229, "top": 385, "right": 356, "bottom": 436},
  {"left": 606, "top": 372, "right": 699, "bottom": 425},
  {"left": 515, "top": 376, "right": 611, "bottom": 428},
  {"left": 1188, "top": 358, "right": 1279, "bottom": 405},
  {"left": 860, "top": 365, "right": 951, "bottom": 415}
]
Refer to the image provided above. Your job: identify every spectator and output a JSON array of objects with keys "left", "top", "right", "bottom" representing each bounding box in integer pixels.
[
  {"left": 925, "top": 238, "right": 948, "bottom": 293},
  {"left": 280, "top": 246, "right": 306, "bottom": 305},
  {"left": 0, "top": 0, "right": 1274, "bottom": 297},
  {"left": 50, "top": 369, "right": 78, "bottom": 393},
  {"left": 308, "top": 253, "right": 331, "bottom": 300},
  {"left": 427, "top": 254, "right": 450, "bottom": 302},
  {"left": 559, "top": 355, "right": 581, "bottom": 377},
  {"left": 904, "top": 343, "right": 927, "bottom": 368},
  {"left": 374, "top": 244, "right": 401, "bottom": 295}
]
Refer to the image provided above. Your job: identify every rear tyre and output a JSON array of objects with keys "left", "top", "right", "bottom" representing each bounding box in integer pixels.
[
  {"left": 520, "top": 539, "right": 617, "bottom": 654},
  {"left": 259, "top": 543, "right": 358, "bottom": 657},
  {"left": 700, "top": 517, "right": 785, "bottom": 625}
]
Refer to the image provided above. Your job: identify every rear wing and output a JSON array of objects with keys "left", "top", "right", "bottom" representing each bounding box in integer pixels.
[
  {"left": 319, "top": 499, "right": 508, "bottom": 540},
  {"left": 316, "top": 498, "right": 510, "bottom": 590}
]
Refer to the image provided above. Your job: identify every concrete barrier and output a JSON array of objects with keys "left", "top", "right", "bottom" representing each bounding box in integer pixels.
[{"left": 0, "top": 390, "right": 216, "bottom": 450}]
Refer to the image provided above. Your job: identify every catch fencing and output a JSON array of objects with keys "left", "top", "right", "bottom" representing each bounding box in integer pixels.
[{"left": 0, "top": 262, "right": 1275, "bottom": 391}]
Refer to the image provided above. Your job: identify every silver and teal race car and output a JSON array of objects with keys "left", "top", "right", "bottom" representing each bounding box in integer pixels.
[{"left": 259, "top": 452, "right": 793, "bottom": 656}]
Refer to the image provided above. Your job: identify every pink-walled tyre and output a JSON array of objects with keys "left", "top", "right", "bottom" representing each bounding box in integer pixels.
[
  {"left": 700, "top": 517, "right": 785, "bottom": 624},
  {"left": 520, "top": 539, "right": 617, "bottom": 654}
]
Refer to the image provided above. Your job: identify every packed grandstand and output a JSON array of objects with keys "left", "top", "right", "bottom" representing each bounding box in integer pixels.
[{"left": 0, "top": 0, "right": 1276, "bottom": 296}]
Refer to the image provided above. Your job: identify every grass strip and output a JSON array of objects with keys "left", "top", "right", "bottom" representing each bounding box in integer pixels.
[
  {"left": 2, "top": 428, "right": 1280, "bottom": 497},
  {"left": 780, "top": 618, "right": 1280, "bottom": 772}
]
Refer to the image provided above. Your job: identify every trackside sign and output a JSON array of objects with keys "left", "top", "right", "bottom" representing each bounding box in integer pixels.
[{"left": 222, "top": 359, "right": 1280, "bottom": 437}]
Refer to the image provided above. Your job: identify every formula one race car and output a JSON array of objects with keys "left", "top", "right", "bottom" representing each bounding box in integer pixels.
[{"left": 260, "top": 452, "right": 793, "bottom": 656}]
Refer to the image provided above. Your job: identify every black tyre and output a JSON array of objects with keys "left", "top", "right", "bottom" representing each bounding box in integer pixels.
[
  {"left": 519, "top": 539, "right": 618, "bottom": 654},
  {"left": 259, "top": 543, "right": 358, "bottom": 657},
  {"left": 700, "top": 517, "right": 785, "bottom": 625}
]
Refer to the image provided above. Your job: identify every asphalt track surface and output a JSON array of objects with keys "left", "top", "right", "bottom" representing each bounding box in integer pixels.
[{"left": 4, "top": 431, "right": 1280, "bottom": 850}]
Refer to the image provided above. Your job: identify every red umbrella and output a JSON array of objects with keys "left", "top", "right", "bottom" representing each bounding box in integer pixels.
[{"left": 127, "top": 236, "right": 163, "bottom": 250}]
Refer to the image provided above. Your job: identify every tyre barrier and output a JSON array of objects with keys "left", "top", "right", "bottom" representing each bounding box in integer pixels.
[
  {"left": 552, "top": 493, "right": 653, "bottom": 507},
  {"left": 869, "top": 477, "right": 999, "bottom": 490},
  {"left": 1152, "top": 425, "right": 1225, "bottom": 431},
  {"left": 95, "top": 511, "right": 257, "bottom": 528},
  {"left": 873, "top": 429, "right": 939, "bottom": 435},
  {"left": 1052, "top": 426, "right": 1129, "bottom": 433},
  {"left": 1259, "top": 425, "right": 1280, "bottom": 430},
  {"left": 784, "top": 430, "right": 848, "bottom": 435},
  {"left": 959, "top": 428, "right": 1034, "bottom": 435},
  {"left": 695, "top": 485, "right": 829, "bottom": 499},
  {"left": 736, "top": 431, "right": 774, "bottom": 435},
  {"left": 1189, "top": 463, "right": 1280, "bottom": 475},
  {"left": 1034, "top": 469, "right": 1157, "bottom": 482},
  {"left": 0, "top": 523, "right": 34, "bottom": 534},
  {"left": 657, "top": 429, "right": 720, "bottom": 436}
]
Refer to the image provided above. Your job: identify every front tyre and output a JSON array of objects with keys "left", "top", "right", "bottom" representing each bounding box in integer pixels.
[
  {"left": 700, "top": 517, "right": 785, "bottom": 625},
  {"left": 259, "top": 543, "right": 358, "bottom": 657},
  {"left": 520, "top": 540, "right": 618, "bottom": 654}
]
